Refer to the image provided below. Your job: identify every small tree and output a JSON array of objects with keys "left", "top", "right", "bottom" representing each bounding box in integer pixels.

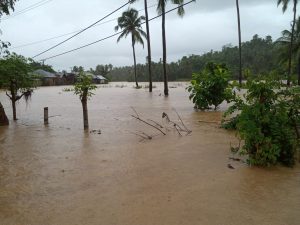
[
  {"left": 74, "top": 72, "right": 96, "bottom": 130},
  {"left": 187, "top": 62, "right": 233, "bottom": 110},
  {"left": 223, "top": 76, "right": 299, "bottom": 166},
  {"left": 0, "top": 0, "right": 18, "bottom": 125},
  {"left": 0, "top": 53, "right": 36, "bottom": 121}
]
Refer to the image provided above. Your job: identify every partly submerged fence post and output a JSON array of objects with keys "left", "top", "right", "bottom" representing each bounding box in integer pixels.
[{"left": 44, "top": 107, "right": 48, "bottom": 125}]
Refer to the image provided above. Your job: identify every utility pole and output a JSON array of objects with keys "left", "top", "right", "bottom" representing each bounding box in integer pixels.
[{"left": 236, "top": 0, "right": 242, "bottom": 85}]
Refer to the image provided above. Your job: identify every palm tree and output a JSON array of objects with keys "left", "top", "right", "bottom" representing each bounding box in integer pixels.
[
  {"left": 157, "top": 0, "right": 185, "bottom": 96},
  {"left": 115, "top": 8, "right": 147, "bottom": 88},
  {"left": 236, "top": 0, "right": 242, "bottom": 85},
  {"left": 278, "top": 0, "right": 298, "bottom": 86},
  {"left": 130, "top": 0, "right": 153, "bottom": 92},
  {"left": 276, "top": 16, "right": 300, "bottom": 85}
]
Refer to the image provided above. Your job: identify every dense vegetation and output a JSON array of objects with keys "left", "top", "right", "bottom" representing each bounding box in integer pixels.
[
  {"left": 102, "top": 35, "right": 289, "bottom": 82},
  {"left": 187, "top": 63, "right": 232, "bottom": 110},
  {"left": 0, "top": 53, "right": 36, "bottom": 120},
  {"left": 222, "top": 76, "right": 300, "bottom": 167}
]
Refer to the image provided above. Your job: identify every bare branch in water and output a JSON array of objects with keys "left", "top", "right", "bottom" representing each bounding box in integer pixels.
[
  {"left": 140, "top": 131, "right": 153, "bottom": 140},
  {"left": 130, "top": 106, "right": 140, "bottom": 118},
  {"left": 173, "top": 124, "right": 182, "bottom": 136},
  {"left": 127, "top": 130, "right": 152, "bottom": 140},
  {"left": 173, "top": 108, "right": 192, "bottom": 134},
  {"left": 162, "top": 111, "right": 191, "bottom": 135},
  {"left": 147, "top": 119, "right": 164, "bottom": 128},
  {"left": 131, "top": 107, "right": 166, "bottom": 135},
  {"left": 132, "top": 114, "right": 166, "bottom": 135}
]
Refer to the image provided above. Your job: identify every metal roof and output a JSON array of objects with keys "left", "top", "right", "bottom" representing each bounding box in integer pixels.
[
  {"left": 93, "top": 75, "right": 107, "bottom": 80},
  {"left": 34, "top": 69, "right": 56, "bottom": 78}
]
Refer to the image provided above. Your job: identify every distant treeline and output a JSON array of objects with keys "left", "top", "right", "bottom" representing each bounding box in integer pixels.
[
  {"left": 106, "top": 34, "right": 289, "bottom": 82},
  {"left": 43, "top": 34, "right": 290, "bottom": 82}
]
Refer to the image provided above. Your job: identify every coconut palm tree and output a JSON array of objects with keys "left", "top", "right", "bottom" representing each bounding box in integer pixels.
[
  {"left": 278, "top": 0, "right": 298, "bottom": 86},
  {"left": 157, "top": 0, "right": 185, "bottom": 96},
  {"left": 115, "top": 8, "right": 147, "bottom": 88},
  {"left": 130, "top": 0, "right": 153, "bottom": 92},
  {"left": 276, "top": 16, "right": 300, "bottom": 85},
  {"left": 236, "top": 0, "right": 242, "bottom": 85}
]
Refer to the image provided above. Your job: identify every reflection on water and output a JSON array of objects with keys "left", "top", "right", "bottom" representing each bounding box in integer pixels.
[{"left": 0, "top": 82, "right": 299, "bottom": 225}]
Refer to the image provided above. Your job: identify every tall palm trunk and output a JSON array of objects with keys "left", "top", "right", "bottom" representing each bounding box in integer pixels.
[
  {"left": 162, "top": 2, "right": 168, "bottom": 96},
  {"left": 288, "top": 0, "right": 297, "bottom": 86},
  {"left": 0, "top": 102, "right": 9, "bottom": 126},
  {"left": 144, "top": 0, "right": 153, "bottom": 92},
  {"left": 298, "top": 53, "right": 300, "bottom": 85},
  {"left": 81, "top": 90, "right": 89, "bottom": 130},
  {"left": 236, "top": 0, "right": 242, "bottom": 85},
  {"left": 132, "top": 34, "right": 138, "bottom": 88}
]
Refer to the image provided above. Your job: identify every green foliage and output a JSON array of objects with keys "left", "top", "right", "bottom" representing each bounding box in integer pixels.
[
  {"left": 0, "top": 0, "right": 18, "bottom": 57},
  {"left": 115, "top": 8, "right": 146, "bottom": 46},
  {"left": 187, "top": 62, "right": 233, "bottom": 110},
  {"left": 95, "top": 64, "right": 113, "bottom": 76},
  {"left": 221, "top": 115, "right": 239, "bottom": 130},
  {"left": 0, "top": 53, "right": 36, "bottom": 93},
  {"left": 0, "top": 41, "right": 11, "bottom": 56},
  {"left": 30, "top": 61, "right": 56, "bottom": 73},
  {"left": 74, "top": 72, "right": 97, "bottom": 100},
  {"left": 0, "top": 0, "right": 17, "bottom": 17},
  {"left": 223, "top": 76, "right": 299, "bottom": 167},
  {"left": 106, "top": 35, "right": 283, "bottom": 82},
  {"left": 72, "top": 66, "right": 84, "bottom": 73}
]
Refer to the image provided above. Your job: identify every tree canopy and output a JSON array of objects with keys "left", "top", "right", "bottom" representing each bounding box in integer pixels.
[
  {"left": 102, "top": 34, "right": 284, "bottom": 82},
  {"left": 0, "top": 0, "right": 18, "bottom": 17},
  {"left": 0, "top": 53, "right": 36, "bottom": 120}
]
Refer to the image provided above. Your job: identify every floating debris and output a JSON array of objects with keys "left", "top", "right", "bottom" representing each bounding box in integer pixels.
[{"left": 90, "top": 129, "right": 101, "bottom": 135}]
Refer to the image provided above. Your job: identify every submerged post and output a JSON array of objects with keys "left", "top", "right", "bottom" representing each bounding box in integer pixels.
[{"left": 44, "top": 107, "right": 48, "bottom": 125}]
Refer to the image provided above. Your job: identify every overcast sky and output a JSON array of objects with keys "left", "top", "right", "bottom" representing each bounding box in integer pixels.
[{"left": 0, "top": 0, "right": 294, "bottom": 71}]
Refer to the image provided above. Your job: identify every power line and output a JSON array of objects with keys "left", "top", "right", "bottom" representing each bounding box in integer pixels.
[
  {"left": 2, "top": 0, "right": 54, "bottom": 20},
  {"left": 4, "top": 0, "right": 51, "bottom": 17},
  {"left": 39, "top": 0, "right": 195, "bottom": 62},
  {"left": 10, "top": 3, "right": 157, "bottom": 50},
  {"left": 32, "top": 1, "right": 132, "bottom": 59}
]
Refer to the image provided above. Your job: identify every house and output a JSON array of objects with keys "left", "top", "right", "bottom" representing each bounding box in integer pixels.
[
  {"left": 55, "top": 72, "right": 66, "bottom": 85},
  {"left": 92, "top": 75, "right": 108, "bottom": 84},
  {"left": 62, "top": 72, "right": 77, "bottom": 85},
  {"left": 33, "top": 69, "right": 57, "bottom": 86}
]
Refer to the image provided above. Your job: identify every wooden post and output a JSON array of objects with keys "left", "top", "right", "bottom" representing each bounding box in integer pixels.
[{"left": 44, "top": 107, "right": 48, "bottom": 125}]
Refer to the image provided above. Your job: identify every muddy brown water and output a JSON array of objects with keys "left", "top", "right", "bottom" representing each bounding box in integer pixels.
[{"left": 0, "top": 82, "right": 299, "bottom": 225}]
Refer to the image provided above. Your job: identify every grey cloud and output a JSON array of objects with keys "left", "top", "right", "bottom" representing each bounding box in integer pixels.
[{"left": 0, "top": 0, "right": 294, "bottom": 71}]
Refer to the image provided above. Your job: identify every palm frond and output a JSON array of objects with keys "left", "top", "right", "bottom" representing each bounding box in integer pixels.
[
  {"left": 277, "top": 0, "right": 289, "bottom": 12},
  {"left": 117, "top": 31, "right": 127, "bottom": 43},
  {"left": 115, "top": 7, "right": 146, "bottom": 47}
]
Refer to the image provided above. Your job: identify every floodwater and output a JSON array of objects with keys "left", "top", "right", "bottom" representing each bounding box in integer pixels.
[{"left": 0, "top": 82, "right": 299, "bottom": 225}]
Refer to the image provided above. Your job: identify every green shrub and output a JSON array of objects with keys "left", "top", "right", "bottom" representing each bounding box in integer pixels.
[
  {"left": 187, "top": 62, "right": 232, "bottom": 110},
  {"left": 223, "top": 76, "right": 299, "bottom": 167}
]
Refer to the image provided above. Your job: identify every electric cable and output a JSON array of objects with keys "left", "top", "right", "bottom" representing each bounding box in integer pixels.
[
  {"left": 38, "top": 0, "right": 194, "bottom": 61},
  {"left": 2, "top": 0, "right": 54, "bottom": 20},
  {"left": 32, "top": 0, "right": 132, "bottom": 59},
  {"left": 10, "top": 3, "right": 157, "bottom": 49}
]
